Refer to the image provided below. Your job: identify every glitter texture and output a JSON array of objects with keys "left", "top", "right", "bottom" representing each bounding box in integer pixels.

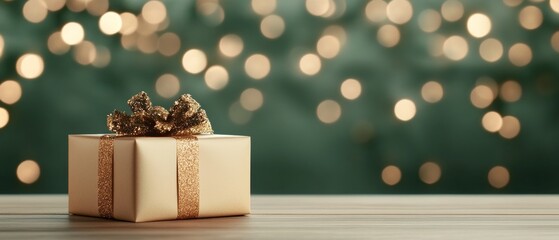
[
  {"left": 175, "top": 136, "right": 200, "bottom": 219},
  {"left": 98, "top": 134, "right": 114, "bottom": 218},
  {"left": 107, "top": 91, "right": 213, "bottom": 136}
]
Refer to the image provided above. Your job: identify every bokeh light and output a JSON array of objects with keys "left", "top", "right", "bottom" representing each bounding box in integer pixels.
[
  {"left": 86, "top": 0, "right": 109, "bottom": 16},
  {"left": 316, "top": 99, "right": 341, "bottom": 124},
  {"left": 418, "top": 9, "right": 442, "bottom": 33},
  {"left": 158, "top": 32, "right": 181, "bottom": 57},
  {"left": 66, "top": 0, "right": 86, "bottom": 13},
  {"left": 306, "top": 0, "right": 331, "bottom": 17},
  {"left": 142, "top": 1, "right": 167, "bottom": 25},
  {"left": 323, "top": 25, "right": 347, "bottom": 45},
  {"left": 482, "top": 111, "right": 503, "bottom": 133},
  {"left": 197, "top": 0, "right": 225, "bottom": 26},
  {"left": 394, "top": 99, "right": 416, "bottom": 121},
  {"left": 508, "top": 43, "right": 532, "bottom": 67},
  {"left": 155, "top": 74, "right": 180, "bottom": 98},
  {"left": 23, "top": 0, "right": 48, "bottom": 23},
  {"left": 317, "top": 35, "right": 341, "bottom": 59},
  {"left": 552, "top": 0, "right": 559, "bottom": 13},
  {"left": 219, "top": 34, "right": 244, "bottom": 58},
  {"left": 0, "top": 35, "right": 3, "bottom": 59},
  {"left": 365, "top": 0, "right": 387, "bottom": 23},
  {"left": 16, "top": 53, "right": 44, "bottom": 79},
  {"left": 16, "top": 160, "right": 40, "bottom": 184},
  {"left": 252, "top": 0, "right": 276, "bottom": 15},
  {"left": 182, "top": 49, "right": 207, "bottom": 74},
  {"left": 377, "top": 24, "right": 400, "bottom": 48},
  {"left": 421, "top": 81, "right": 444, "bottom": 103},
  {"left": 499, "top": 116, "right": 521, "bottom": 139},
  {"left": 245, "top": 54, "right": 271, "bottom": 80},
  {"left": 260, "top": 15, "right": 285, "bottom": 39},
  {"left": 61, "top": 22, "right": 85, "bottom": 45},
  {"left": 204, "top": 65, "right": 229, "bottom": 90},
  {"left": 488, "top": 166, "right": 510, "bottom": 189},
  {"left": 240, "top": 88, "right": 264, "bottom": 111},
  {"left": 99, "top": 11, "right": 122, "bottom": 35},
  {"left": 137, "top": 34, "right": 158, "bottom": 54},
  {"left": 43, "top": 0, "right": 65, "bottom": 11},
  {"left": 519, "top": 6, "right": 543, "bottom": 30},
  {"left": 503, "top": 0, "right": 522, "bottom": 7},
  {"left": 441, "top": 0, "right": 464, "bottom": 22},
  {"left": 467, "top": 13, "right": 491, "bottom": 38},
  {"left": 0, "top": 80, "right": 22, "bottom": 105},
  {"left": 47, "top": 31, "right": 70, "bottom": 55},
  {"left": 500, "top": 80, "right": 522, "bottom": 102},
  {"left": 470, "top": 85, "right": 494, "bottom": 109},
  {"left": 0, "top": 107, "right": 7, "bottom": 128},
  {"left": 119, "top": 12, "right": 138, "bottom": 35},
  {"left": 299, "top": 53, "right": 322, "bottom": 76},
  {"left": 419, "top": 162, "right": 441, "bottom": 185},
  {"left": 73, "top": 41, "right": 96, "bottom": 65},
  {"left": 552, "top": 31, "right": 559, "bottom": 53},
  {"left": 340, "top": 78, "right": 362, "bottom": 100},
  {"left": 386, "top": 0, "right": 413, "bottom": 25},
  {"left": 382, "top": 165, "right": 402, "bottom": 186},
  {"left": 479, "top": 38, "right": 503, "bottom": 63},
  {"left": 443, "top": 35, "right": 468, "bottom": 61}
]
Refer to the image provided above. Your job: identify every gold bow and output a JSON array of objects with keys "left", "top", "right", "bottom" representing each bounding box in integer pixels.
[{"left": 107, "top": 92, "right": 213, "bottom": 136}]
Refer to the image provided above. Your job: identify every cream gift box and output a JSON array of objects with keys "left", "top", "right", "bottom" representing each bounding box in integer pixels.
[{"left": 68, "top": 134, "right": 250, "bottom": 222}]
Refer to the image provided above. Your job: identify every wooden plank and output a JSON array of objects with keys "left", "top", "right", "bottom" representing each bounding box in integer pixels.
[{"left": 1, "top": 195, "right": 559, "bottom": 239}]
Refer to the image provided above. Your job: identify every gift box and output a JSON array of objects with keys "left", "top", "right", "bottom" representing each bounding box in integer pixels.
[{"left": 68, "top": 92, "right": 250, "bottom": 222}]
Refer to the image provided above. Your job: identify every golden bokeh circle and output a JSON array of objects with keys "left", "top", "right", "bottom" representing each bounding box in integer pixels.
[
  {"left": 181, "top": 49, "right": 207, "bottom": 74},
  {"left": 204, "top": 65, "right": 229, "bottom": 90},
  {"left": 316, "top": 99, "right": 342, "bottom": 124},
  {"left": 0, "top": 80, "right": 22, "bottom": 105},
  {"left": 382, "top": 165, "right": 402, "bottom": 186},
  {"left": 0, "top": 107, "right": 9, "bottom": 129},
  {"left": 155, "top": 74, "right": 180, "bottom": 98},
  {"left": 488, "top": 166, "right": 510, "bottom": 189},
  {"left": 245, "top": 54, "right": 271, "bottom": 80},
  {"left": 17, "top": 160, "right": 41, "bottom": 184},
  {"left": 240, "top": 88, "right": 264, "bottom": 111},
  {"left": 419, "top": 162, "right": 442, "bottom": 185},
  {"left": 482, "top": 111, "right": 503, "bottom": 133},
  {"left": 16, "top": 53, "right": 44, "bottom": 79},
  {"left": 508, "top": 43, "right": 532, "bottom": 67},
  {"left": 421, "top": 81, "right": 444, "bottom": 103},
  {"left": 340, "top": 78, "right": 362, "bottom": 100},
  {"left": 394, "top": 99, "right": 416, "bottom": 121}
]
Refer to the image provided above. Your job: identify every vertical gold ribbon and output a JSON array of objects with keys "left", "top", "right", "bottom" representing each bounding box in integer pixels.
[
  {"left": 98, "top": 134, "right": 114, "bottom": 218},
  {"left": 175, "top": 136, "right": 200, "bottom": 219}
]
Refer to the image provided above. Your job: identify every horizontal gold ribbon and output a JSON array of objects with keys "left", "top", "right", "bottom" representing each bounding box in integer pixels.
[{"left": 97, "top": 135, "right": 200, "bottom": 220}]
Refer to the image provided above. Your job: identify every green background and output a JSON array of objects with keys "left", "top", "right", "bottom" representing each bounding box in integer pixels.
[{"left": 1, "top": 0, "right": 559, "bottom": 193}]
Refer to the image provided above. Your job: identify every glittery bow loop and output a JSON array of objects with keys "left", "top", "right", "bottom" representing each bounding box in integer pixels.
[{"left": 107, "top": 91, "right": 213, "bottom": 136}]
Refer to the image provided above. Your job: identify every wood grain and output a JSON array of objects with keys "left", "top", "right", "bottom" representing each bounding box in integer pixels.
[{"left": 1, "top": 195, "right": 559, "bottom": 239}]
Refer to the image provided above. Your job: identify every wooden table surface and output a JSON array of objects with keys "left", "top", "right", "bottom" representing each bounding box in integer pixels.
[{"left": 2, "top": 195, "right": 559, "bottom": 239}]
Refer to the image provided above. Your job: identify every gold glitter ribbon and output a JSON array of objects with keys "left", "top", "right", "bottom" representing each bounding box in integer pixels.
[
  {"left": 97, "top": 134, "right": 114, "bottom": 218},
  {"left": 175, "top": 136, "right": 200, "bottom": 219}
]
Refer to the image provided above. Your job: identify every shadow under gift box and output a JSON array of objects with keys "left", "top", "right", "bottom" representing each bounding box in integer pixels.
[{"left": 68, "top": 134, "right": 251, "bottom": 222}]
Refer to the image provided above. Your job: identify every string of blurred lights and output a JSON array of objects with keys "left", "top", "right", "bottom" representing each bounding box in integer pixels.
[{"left": 1, "top": 0, "right": 558, "bottom": 191}]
